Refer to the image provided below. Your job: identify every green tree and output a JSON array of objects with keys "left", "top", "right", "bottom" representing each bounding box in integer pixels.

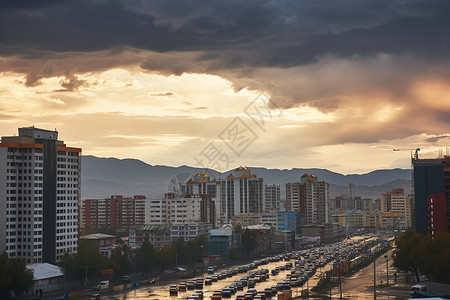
[
  {"left": 0, "top": 252, "right": 34, "bottom": 299},
  {"left": 228, "top": 248, "right": 238, "bottom": 260},
  {"left": 393, "top": 229, "right": 425, "bottom": 281},
  {"left": 172, "top": 237, "right": 186, "bottom": 265},
  {"left": 241, "top": 229, "right": 257, "bottom": 258},
  {"left": 158, "top": 246, "right": 177, "bottom": 269},
  {"left": 137, "top": 239, "right": 157, "bottom": 273},
  {"left": 77, "top": 240, "right": 109, "bottom": 284},
  {"left": 108, "top": 244, "right": 130, "bottom": 278},
  {"left": 418, "top": 233, "right": 450, "bottom": 283}
]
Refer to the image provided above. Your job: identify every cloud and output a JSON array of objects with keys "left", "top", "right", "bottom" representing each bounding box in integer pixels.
[
  {"left": 57, "top": 75, "right": 87, "bottom": 92},
  {"left": 1, "top": 0, "right": 450, "bottom": 172},
  {"left": 427, "top": 135, "right": 450, "bottom": 143},
  {"left": 148, "top": 91, "right": 175, "bottom": 97}
]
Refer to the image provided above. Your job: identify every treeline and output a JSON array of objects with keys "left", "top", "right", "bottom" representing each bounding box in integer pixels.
[
  {"left": 393, "top": 229, "right": 450, "bottom": 283},
  {"left": 0, "top": 252, "right": 34, "bottom": 299},
  {"left": 61, "top": 235, "right": 209, "bottom": 284}
]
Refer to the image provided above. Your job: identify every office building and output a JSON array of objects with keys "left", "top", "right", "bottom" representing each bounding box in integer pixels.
[
  {"left": 0, "top": 127, "right": 80, "bottom": 263},
  {"left": 413, "top": 155, "right": 450, "bottom": 235}
]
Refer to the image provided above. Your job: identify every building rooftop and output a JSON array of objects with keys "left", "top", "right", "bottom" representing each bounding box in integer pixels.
[
  {"left": 137, "top": 224, "right": 171, "bottom": 231},
  {"left": 26, "top": 263, "right": 63, "bottom": 281},
  {"left": 80, "top": 233, "right": 116, "bottom": 240}
]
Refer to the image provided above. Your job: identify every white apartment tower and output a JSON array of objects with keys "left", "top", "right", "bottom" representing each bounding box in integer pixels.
[
  {"left": 0, "top": 127, "right": 80, "bottom": 264},
  {"left": 220, "top": 167, "right": 264, "bottom": 221}
]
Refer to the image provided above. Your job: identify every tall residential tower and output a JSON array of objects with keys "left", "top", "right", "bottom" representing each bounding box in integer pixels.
[{"left": 0, "top": 127, "right": 81, "bottom": 263}]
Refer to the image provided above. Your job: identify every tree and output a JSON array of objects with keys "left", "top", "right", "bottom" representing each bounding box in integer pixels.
[
  {"left": 418, "top": 233, "right": 450, "bottom": 283},
  {"left": 158, "top": 246, "right": 177, "bottom": 269},
  {"left": 137, "top": 239, "right": 157, "bottom": 273},
  {"left": 108, "top": 244, "right": 130, "bottom": 278},
  {"left": 172, "top": 237, "right": 186, "bottom": 265},
  {"left": 0, "top": 252, "right": 34, "bottom": 299},
  {"left": 241, "top": 229, "right": 257, "bottom": 258},
  {"left": 393, "top": 229, "right": 423, "bottom": 281}
]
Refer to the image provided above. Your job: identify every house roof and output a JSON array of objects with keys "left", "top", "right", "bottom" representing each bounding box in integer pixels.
[
  {"left": 26, "top": 263, "right": 63, "bottom": 281},
  {"left": 80, "top": 233, "right": 116, "bottom": 240}
]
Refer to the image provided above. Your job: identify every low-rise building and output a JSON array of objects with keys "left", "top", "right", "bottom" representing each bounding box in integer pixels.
[
  {"left": 302, "top": 223, "right": 345, "bottom": 242},
  {"left": 209, "top": 224, "right": 241, "bottom": 258},
  {"left": 171, "top": 223, "right": 212, "bottom": 242},
  {"left": 132, "top": 224, "right": 172, "bottom": 248},
  {"left": 231, "top": 213, "right": 261, "bottom": 227},
  {"left": 79, "top": 233, "right": 117, "bottom": 258}
]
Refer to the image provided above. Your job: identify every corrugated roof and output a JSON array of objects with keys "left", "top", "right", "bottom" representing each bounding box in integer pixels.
[
  {"left": 137, "top": 224, "right": 171, "bottom": 231},
  {"left": 80, "top": 233, "right": 116, "bottom": 240},
  {"left": 27, "top": 263, "right": 63, "bottom": 281}
]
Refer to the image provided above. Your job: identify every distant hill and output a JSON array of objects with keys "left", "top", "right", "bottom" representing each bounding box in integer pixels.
[{"left": 81, "top": 155, "right": 412, "bottom": 199}]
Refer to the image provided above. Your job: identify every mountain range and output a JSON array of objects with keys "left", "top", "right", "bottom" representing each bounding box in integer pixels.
[{"left": 81, "top": 155, "right": 412, "bottom": 200}]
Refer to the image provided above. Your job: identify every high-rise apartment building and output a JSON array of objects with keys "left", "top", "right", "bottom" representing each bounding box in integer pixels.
[
  {"left": 286, "top": 174, "right": 329, "bottom": 224},
  {"left": 380, "top": 189, "right": 412, "bottom": 229},
  {"left": 220, "top": 167, "right": 264, "bottom": 221},
  {"left": 182, "top": 173, "right": 220, "bottom": 226},
  {"left": 265, "top": 184, "right": 280, "bottom": 210},
  {"left": 83, "top": 195, "right": 146, "bottom": 230},
  {"left": 0, "top": 127, "right": 80, "bottom": 263},
  {"left": 413, "top": 155, "right": 450, "bottom": 235}
]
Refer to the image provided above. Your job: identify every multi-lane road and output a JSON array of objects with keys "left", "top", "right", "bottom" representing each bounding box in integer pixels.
[{"left": 88, "top": 234, "right": 398, "bottom": 300}]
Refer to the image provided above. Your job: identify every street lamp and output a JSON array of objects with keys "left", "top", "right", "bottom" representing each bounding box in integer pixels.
[{"left": 384, "top": 253, "right": 389, "bottom": 286}]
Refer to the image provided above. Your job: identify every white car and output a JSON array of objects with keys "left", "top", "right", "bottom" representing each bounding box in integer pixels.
[
  {"left": 410, "top": 284, "right": 426, "bottom": 295},
  {"left": 97, "top": 280, "right": 109, "bottom": 290}
]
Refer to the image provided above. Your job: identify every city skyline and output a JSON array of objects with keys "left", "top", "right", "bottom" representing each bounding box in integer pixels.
[{"left": 1, "top": 1, "right": 450, "bottom": 174}]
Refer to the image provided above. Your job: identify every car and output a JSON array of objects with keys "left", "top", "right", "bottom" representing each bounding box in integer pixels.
[
  {"left": 187, "top": 281, "right": 196, "bottom": 290},
  {"left": 264, "top": 287, "right": 273, "bottom": 297},
  {"left": 89, "top": 293, "right": 100, "bottom": 300},
  {"left": 211, "top": 290, "right": 222, "bottom": 300},
  {"left": 178, "top": 282, "right": 187, "bottom": 291},
  {"left": 256, "top": 291, "right": 266, "bottom": 300},
  {"left": 222, "top": 288, "right": 232, "bottom": 298},
  {"left": 121, "top": 276, "right": 131, "bottom": 283},
  {"left": 169, "top": 285, "right": 178, "bottom": 295},
  {"left": 194, "top": 290, "right": 204, "bottom": 299},
  {"left": 96, "top": 280, "right": 109, "bottom": 290},
  {"left": 410, "top": 284, "right": 427, "bottom": 295},
  {"left": 247, "top": 288, "right": 257, "bottom": 296},
  {"left": 207, "top": 267, "right": 215, "bottom": 274}
]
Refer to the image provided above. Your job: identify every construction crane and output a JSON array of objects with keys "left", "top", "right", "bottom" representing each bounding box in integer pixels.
[{"left": 393, "top": 148, "right": 420, "bottom": 160}]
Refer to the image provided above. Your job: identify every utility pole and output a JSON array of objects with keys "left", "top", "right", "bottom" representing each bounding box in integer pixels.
[
  {"left": 339, "top": 261, "right": 342, "bottom": 300},
  {"left": 374, "top": 259, "right": 376, "bottom": 300},
  {"left": 329, "top": 270, "right": 332, "bottom": 300},
  {"left": 83, "top": 266, "right": 88, "bottom": 293}
]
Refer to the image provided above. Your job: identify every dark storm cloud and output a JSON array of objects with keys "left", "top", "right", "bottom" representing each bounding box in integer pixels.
[
  {"left": 427, "top": 135, "right": 450, "bottom": 143},
  {"left": 1, "top": 0, "right": 449, "bottom": 68},
  {"left": 1, "top": 0, "right": 450, "bottom": 147}
]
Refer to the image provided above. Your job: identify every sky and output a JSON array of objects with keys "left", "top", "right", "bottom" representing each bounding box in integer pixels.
[{"left": 1, "top": 0, "right": 450, "bottom": 174}]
